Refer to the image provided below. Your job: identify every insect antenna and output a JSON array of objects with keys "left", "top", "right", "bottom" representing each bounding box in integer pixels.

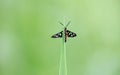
[
  {"left": 66, "top": 21, "right": 71, "bottom": 27},
  {"left": 59, "top": 21, "right": 64, "bottom": 26}
]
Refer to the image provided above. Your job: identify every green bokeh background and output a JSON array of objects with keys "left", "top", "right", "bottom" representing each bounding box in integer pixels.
[{"left": 0, "top": 0, "right": 120, "bottom": 75}]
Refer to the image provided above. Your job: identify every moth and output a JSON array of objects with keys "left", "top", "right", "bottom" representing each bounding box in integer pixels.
[{"left": 51, "top": 21, "right": 77, "bottom": 42}]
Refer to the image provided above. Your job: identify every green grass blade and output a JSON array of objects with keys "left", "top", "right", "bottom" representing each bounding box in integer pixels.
[{"left": 59, "top": 28, "right": 67, "bottom": 75}]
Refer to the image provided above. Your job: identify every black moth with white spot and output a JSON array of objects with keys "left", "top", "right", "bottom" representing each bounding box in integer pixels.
[{"left": 51, "top": 21, "right": 77, "bottom": 42}]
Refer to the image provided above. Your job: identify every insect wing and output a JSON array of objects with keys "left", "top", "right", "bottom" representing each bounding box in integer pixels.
[
  {"left": 51, "top": 31, "right": 63, "bottom": 38},
  {"left": 67, "top": 30, "right": 77, "bottom": 37}
]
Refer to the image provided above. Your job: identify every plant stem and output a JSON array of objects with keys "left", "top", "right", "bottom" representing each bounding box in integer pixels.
[{"left": 59, "top": 27, "right": 67, "bottom": 75}]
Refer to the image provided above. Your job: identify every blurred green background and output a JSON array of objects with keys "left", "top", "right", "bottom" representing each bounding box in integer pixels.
[{"left": 0, "top": 0, "right": 120, "bottom": 75}]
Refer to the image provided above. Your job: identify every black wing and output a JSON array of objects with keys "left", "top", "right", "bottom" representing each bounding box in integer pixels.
[
  {"left": 67, "top": 30, "right": 77, "bottom": 37},
  {"left": 51, "top": 31, "right": 63, "bottom": 38}
]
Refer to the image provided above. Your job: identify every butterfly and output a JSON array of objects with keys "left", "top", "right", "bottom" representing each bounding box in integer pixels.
[{"left": 51, "top": 21, "right": 77, "bottom": 42}]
